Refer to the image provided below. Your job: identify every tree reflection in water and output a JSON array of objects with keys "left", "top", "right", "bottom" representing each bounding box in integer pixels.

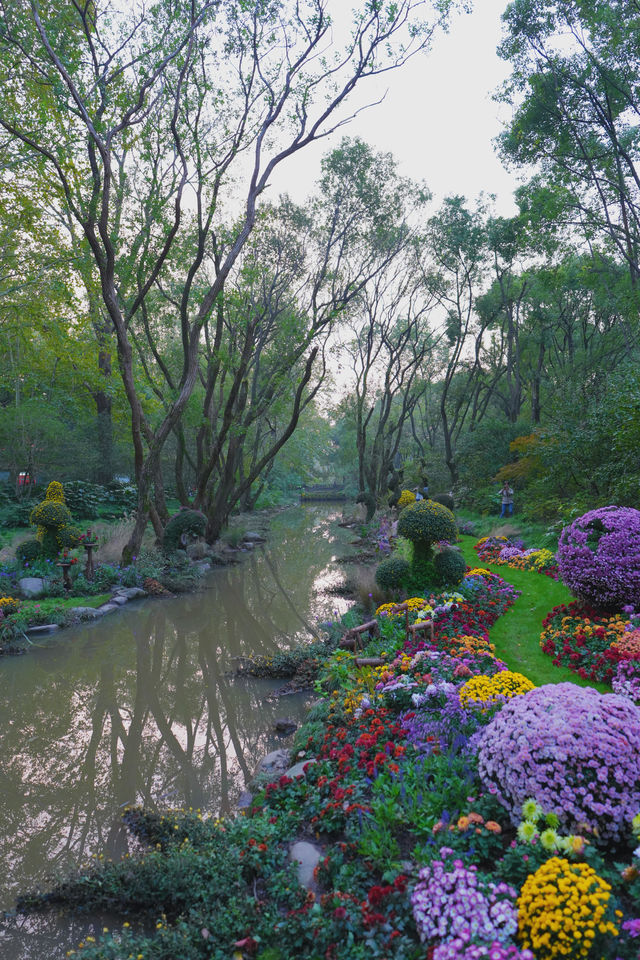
[{"left": 0, "top": 505, "right": 355, "bottom": 960}]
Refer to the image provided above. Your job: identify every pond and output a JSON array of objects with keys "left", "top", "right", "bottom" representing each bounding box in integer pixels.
[{"left": 0, "top": 505, "right": 360, "bottom": 960}]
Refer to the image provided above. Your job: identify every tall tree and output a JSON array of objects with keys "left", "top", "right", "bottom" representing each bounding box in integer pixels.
[{"left": 0, "top": 0, "right": 460, "bottom": 560}]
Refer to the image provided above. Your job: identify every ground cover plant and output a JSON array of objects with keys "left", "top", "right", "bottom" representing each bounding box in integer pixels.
[{"left": 18, "top": 558, "right": 640, "bottom": 960}]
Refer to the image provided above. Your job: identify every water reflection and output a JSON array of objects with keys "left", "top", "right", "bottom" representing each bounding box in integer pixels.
[{"left": 0, "top": 506, "right": 354, "bottom": 959}]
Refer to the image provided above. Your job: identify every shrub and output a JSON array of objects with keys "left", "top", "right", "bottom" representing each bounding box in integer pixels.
[
  {"left": 29, "top": 481, "right": 81, "bottom": 559},
  {"left": 434, "top": 547, "right": 466, "bottom": 586},
  {"left": 477, "top": 682, "right": 640, "bottom": 841},
  {"left": 374, "top": 555, "right": 410, "bottom": 592},
  {"left": 63, "top": 480, "right": 104, "bottom": 519},
  {"left": 162, "top": 508, "right": 207, "bottom": 553},
  {"left": 16, "top": 539, "right": 42, "bottom": 566},
  {"left": 459, "top": 671, "right": 535, "bottom": 708},
  {"left": 556, "top": 505, "right": 640, "bottom": 609}
]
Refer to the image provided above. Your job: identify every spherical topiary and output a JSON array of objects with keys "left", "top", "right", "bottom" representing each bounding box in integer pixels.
[
  {"left": 431, "top": 492, "right": 454, "bottom": 511},
  {"left": 375, "top": 555, "right": 410, "bottom": 592},
  {"left": 397, "top": 499, "right": 457, "bottom": 547},
  {"left": 30, "top": 500, "right": 71, "bottom": 530},
  {"left": 163, "top": 508, "right": 207, "bottom": 553},
  {"left": 477, "top": 682, "right": 640, "bottom": 841},
  {"left": 434, "top": 547, "right": 466, "bottom": 586},
  {"left": 16, "top": 539, "right": 42, "bottom": 566},
  {"left": 556, "top": 506, "right": 640, "bottom": 610}
]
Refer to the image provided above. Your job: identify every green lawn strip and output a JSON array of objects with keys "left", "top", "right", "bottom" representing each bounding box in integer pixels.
[
  {"left": 19, "top": 594, "right": 113, "bottom": 625},
  {"left": 458, "top": 535, "right": 610, "bottom": 692}
]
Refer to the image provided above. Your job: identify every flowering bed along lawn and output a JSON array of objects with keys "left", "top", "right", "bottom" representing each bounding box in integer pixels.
[
  {"left": 24, "top": 566, "right": 640, "bottom": 960},
  {"left": 474, "top": 537, "right": 559, "bottom": 580},
  {"left": 540, "top": 601, "right": 640, "bottom": 692}
]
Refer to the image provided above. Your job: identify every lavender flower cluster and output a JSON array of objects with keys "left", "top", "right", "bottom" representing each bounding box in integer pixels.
[
  {"left": 477, "top": 683, "right": 640, "bottom": 841},
  {"left": 433, "top": 941, "right": 534, "bottom": 960},
  {"left": 402, "top": 683, "right": 490, "bottom": 757},
  {"left": 556, "top": 505, "right": 640, "bottom": 609},
  {"left": 411, "top": 853, "right": 518, "bottom": 946},
  {"left": 612, "top": 659, "right": 640, "bottom": 703}
]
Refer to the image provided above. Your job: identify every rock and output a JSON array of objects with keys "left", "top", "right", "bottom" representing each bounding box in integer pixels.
[
  {"left": 285, "top": 758, "right": 317, "bottom": 780},
  {"left": 237, "top": 790, "right": 254, "bottom": 810},
  {"left": 243, "top": 531, "right": 266, "bottom": 543},
  {"left": 194, "top": 561, "right": 212, "bottom": 574},
  {"left": 109, "top": 595, "right": 128, "bottom": 606},
  {"left": 254, "top": 748, "right": 291, "bottom": 779},
  {"left": 18, "top": 577, "right": 46, "bottom": 598},
  {"left": 113, "top": 587, "right": 147, "bottom": 600},
  {"left": 25, "top": 623, "right": 59, "bottom": 636},
  {"left": 275, "top": 718, "right": 298, "bottom": 735},
  {"left": 97, "top": 603, "right": 122, "bottom": 615},
  {"left": 289, "top": 841, "right": 323, "bottom": 892},
  {"left": 69, "top": 607, "right": 103, "bottom": 619}
]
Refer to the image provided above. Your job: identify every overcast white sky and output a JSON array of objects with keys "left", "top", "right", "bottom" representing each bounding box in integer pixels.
[{"left": 268, "top": 0, "right": 521, "bottom": 217}]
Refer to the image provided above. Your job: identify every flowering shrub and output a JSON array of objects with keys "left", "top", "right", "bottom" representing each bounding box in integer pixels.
[
  {"left": 540, "top": 601, "right": 631, "bottom": 682},
  {"left": 397, "top": 489, "right": 416, "bottom": 508},
  {"left": 517, "top": 857, "right": 619, "bottom": 959},
  {"left": 0, "top": 596, "right": 20, "bottom": 615},
  {"left": 433, "top": 942, "right": 533, "bottom": 960},
  {"left": 611, "top": 628, "right": 640, "bottom": 659},
  {"left": 459, "top": 671, "right": 535, "bottom": 708},
  {"left": 478, "top": 683, "right": 640, "bottom": 841},
  {"left": 411, "top": 853, "right": 518, "bottom": 946},
  {"left": 556, "top": 505, "right": 640, "bottom": 609}
]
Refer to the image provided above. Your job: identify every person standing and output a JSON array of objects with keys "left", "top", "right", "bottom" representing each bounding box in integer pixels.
[{"left": 500, "top": 482, "right": 514, "bottom": 517}]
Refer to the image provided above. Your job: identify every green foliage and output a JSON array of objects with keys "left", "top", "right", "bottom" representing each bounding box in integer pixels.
[
  {"left": 374, "top": 555, "right": 410, "bottom": 591},
  {"left": 15, "top": 539, "right": 41, "bottom": 566},
  {"left": 162, "top": 509, "right": 207, "bottom": 554},
  {"left": 434, "top": 547, "right": 467, "bottom": 586}
]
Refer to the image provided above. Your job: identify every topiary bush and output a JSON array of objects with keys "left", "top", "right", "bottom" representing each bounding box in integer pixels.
[
  {"left": 397, "top": 499, "right": 457, "bottom": 588},
  {"left": 163, "top": 508, "right": 207, "bottom": 554},
  {"left": 375, "top": 555, "right": 410, "bottom": 592},
  {"left": 556, "top": 505, "right": 640, "bottom": 610},
  {"left": 29, "top": 482, "right": 80, "bottom": 559},
  {"left": 477, "top": 682, "right": 640, "bottom": 842},
  {"left": 434, "top": 547, "right": 467, "bottom": 586}
]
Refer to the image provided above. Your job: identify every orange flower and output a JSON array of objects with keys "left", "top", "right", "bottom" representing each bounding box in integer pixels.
[{"left": 485, "top": 821, "right": 502, "bottom": 833}]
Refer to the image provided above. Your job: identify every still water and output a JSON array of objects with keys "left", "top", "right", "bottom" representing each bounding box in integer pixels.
[{"left": 0, "top": 505, "right": 356, "bottom": 959}]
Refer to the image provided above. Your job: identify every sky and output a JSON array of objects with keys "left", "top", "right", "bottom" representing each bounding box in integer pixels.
[{"left": 268, "top": 0, "right": 521, "bottom": 218}]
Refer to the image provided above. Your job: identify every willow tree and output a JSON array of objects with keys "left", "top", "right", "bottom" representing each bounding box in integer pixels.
[{"left": 0, "top": 0, "right": 461, "bottom": 561}]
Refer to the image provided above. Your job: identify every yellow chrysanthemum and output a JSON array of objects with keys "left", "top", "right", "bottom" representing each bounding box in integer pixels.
[
  {"left": 518, "top": 857, "right": 618, "bottom": 959},
  {"left": 459, "top": 670, "right": 535, "bottom": 708}
]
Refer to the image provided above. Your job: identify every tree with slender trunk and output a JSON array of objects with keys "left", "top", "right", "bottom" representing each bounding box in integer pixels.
[{"left": 0, "top": 0, "right": 460, "bottom": 561}]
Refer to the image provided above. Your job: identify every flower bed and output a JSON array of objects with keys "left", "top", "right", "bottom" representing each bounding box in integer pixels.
[
  {"left": 540, "top": 600, "right": 640, "bottom": 685},
  {"left": 475, "top": 537, "right": 559, "bottom": 580},
  {"left": 37, "top": 568, "right": 640, "bottom": 960}
]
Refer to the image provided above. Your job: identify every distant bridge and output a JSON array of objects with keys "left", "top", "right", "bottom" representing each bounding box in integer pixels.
[{"left": 300, "top": 482, "right": 349, "bottom": 502}]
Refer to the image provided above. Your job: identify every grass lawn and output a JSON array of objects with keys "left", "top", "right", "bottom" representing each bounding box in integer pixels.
[
  {"left": 458, "top": 535, "right": 610, "bottom": 692},
  {"left": 19, "top": 593, "right": 113, "bottom": 625}
]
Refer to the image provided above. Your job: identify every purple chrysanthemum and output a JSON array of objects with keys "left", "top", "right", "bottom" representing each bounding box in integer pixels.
[
  {"left": 477, "top": 683, "right": 640, "bottom": 841},
  {"left": 557, "top": 506, "right": 640, "bottom": 609}
]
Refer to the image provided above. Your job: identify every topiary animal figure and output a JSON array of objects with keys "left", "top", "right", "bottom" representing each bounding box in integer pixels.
[
  {"left": 375, "top": 555, "right": 410, "bottom": 592},
  {"left": 29, "top": 481, "right": 81, "bottom": 559},
  {"left": 397, "top": 499, "right": 457, "bottom": 590},
  {"left": 431, "top": 492, "right": 454, "bottom": 511},
  {"left": 163, "top": 508, "right": 207, "bottom": 554},
  {"left": 355, "top": 490, "right": 376, "bottom": 522},
  {"left": 434, "top": 546, "right": 466, "bottom": 586}
]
